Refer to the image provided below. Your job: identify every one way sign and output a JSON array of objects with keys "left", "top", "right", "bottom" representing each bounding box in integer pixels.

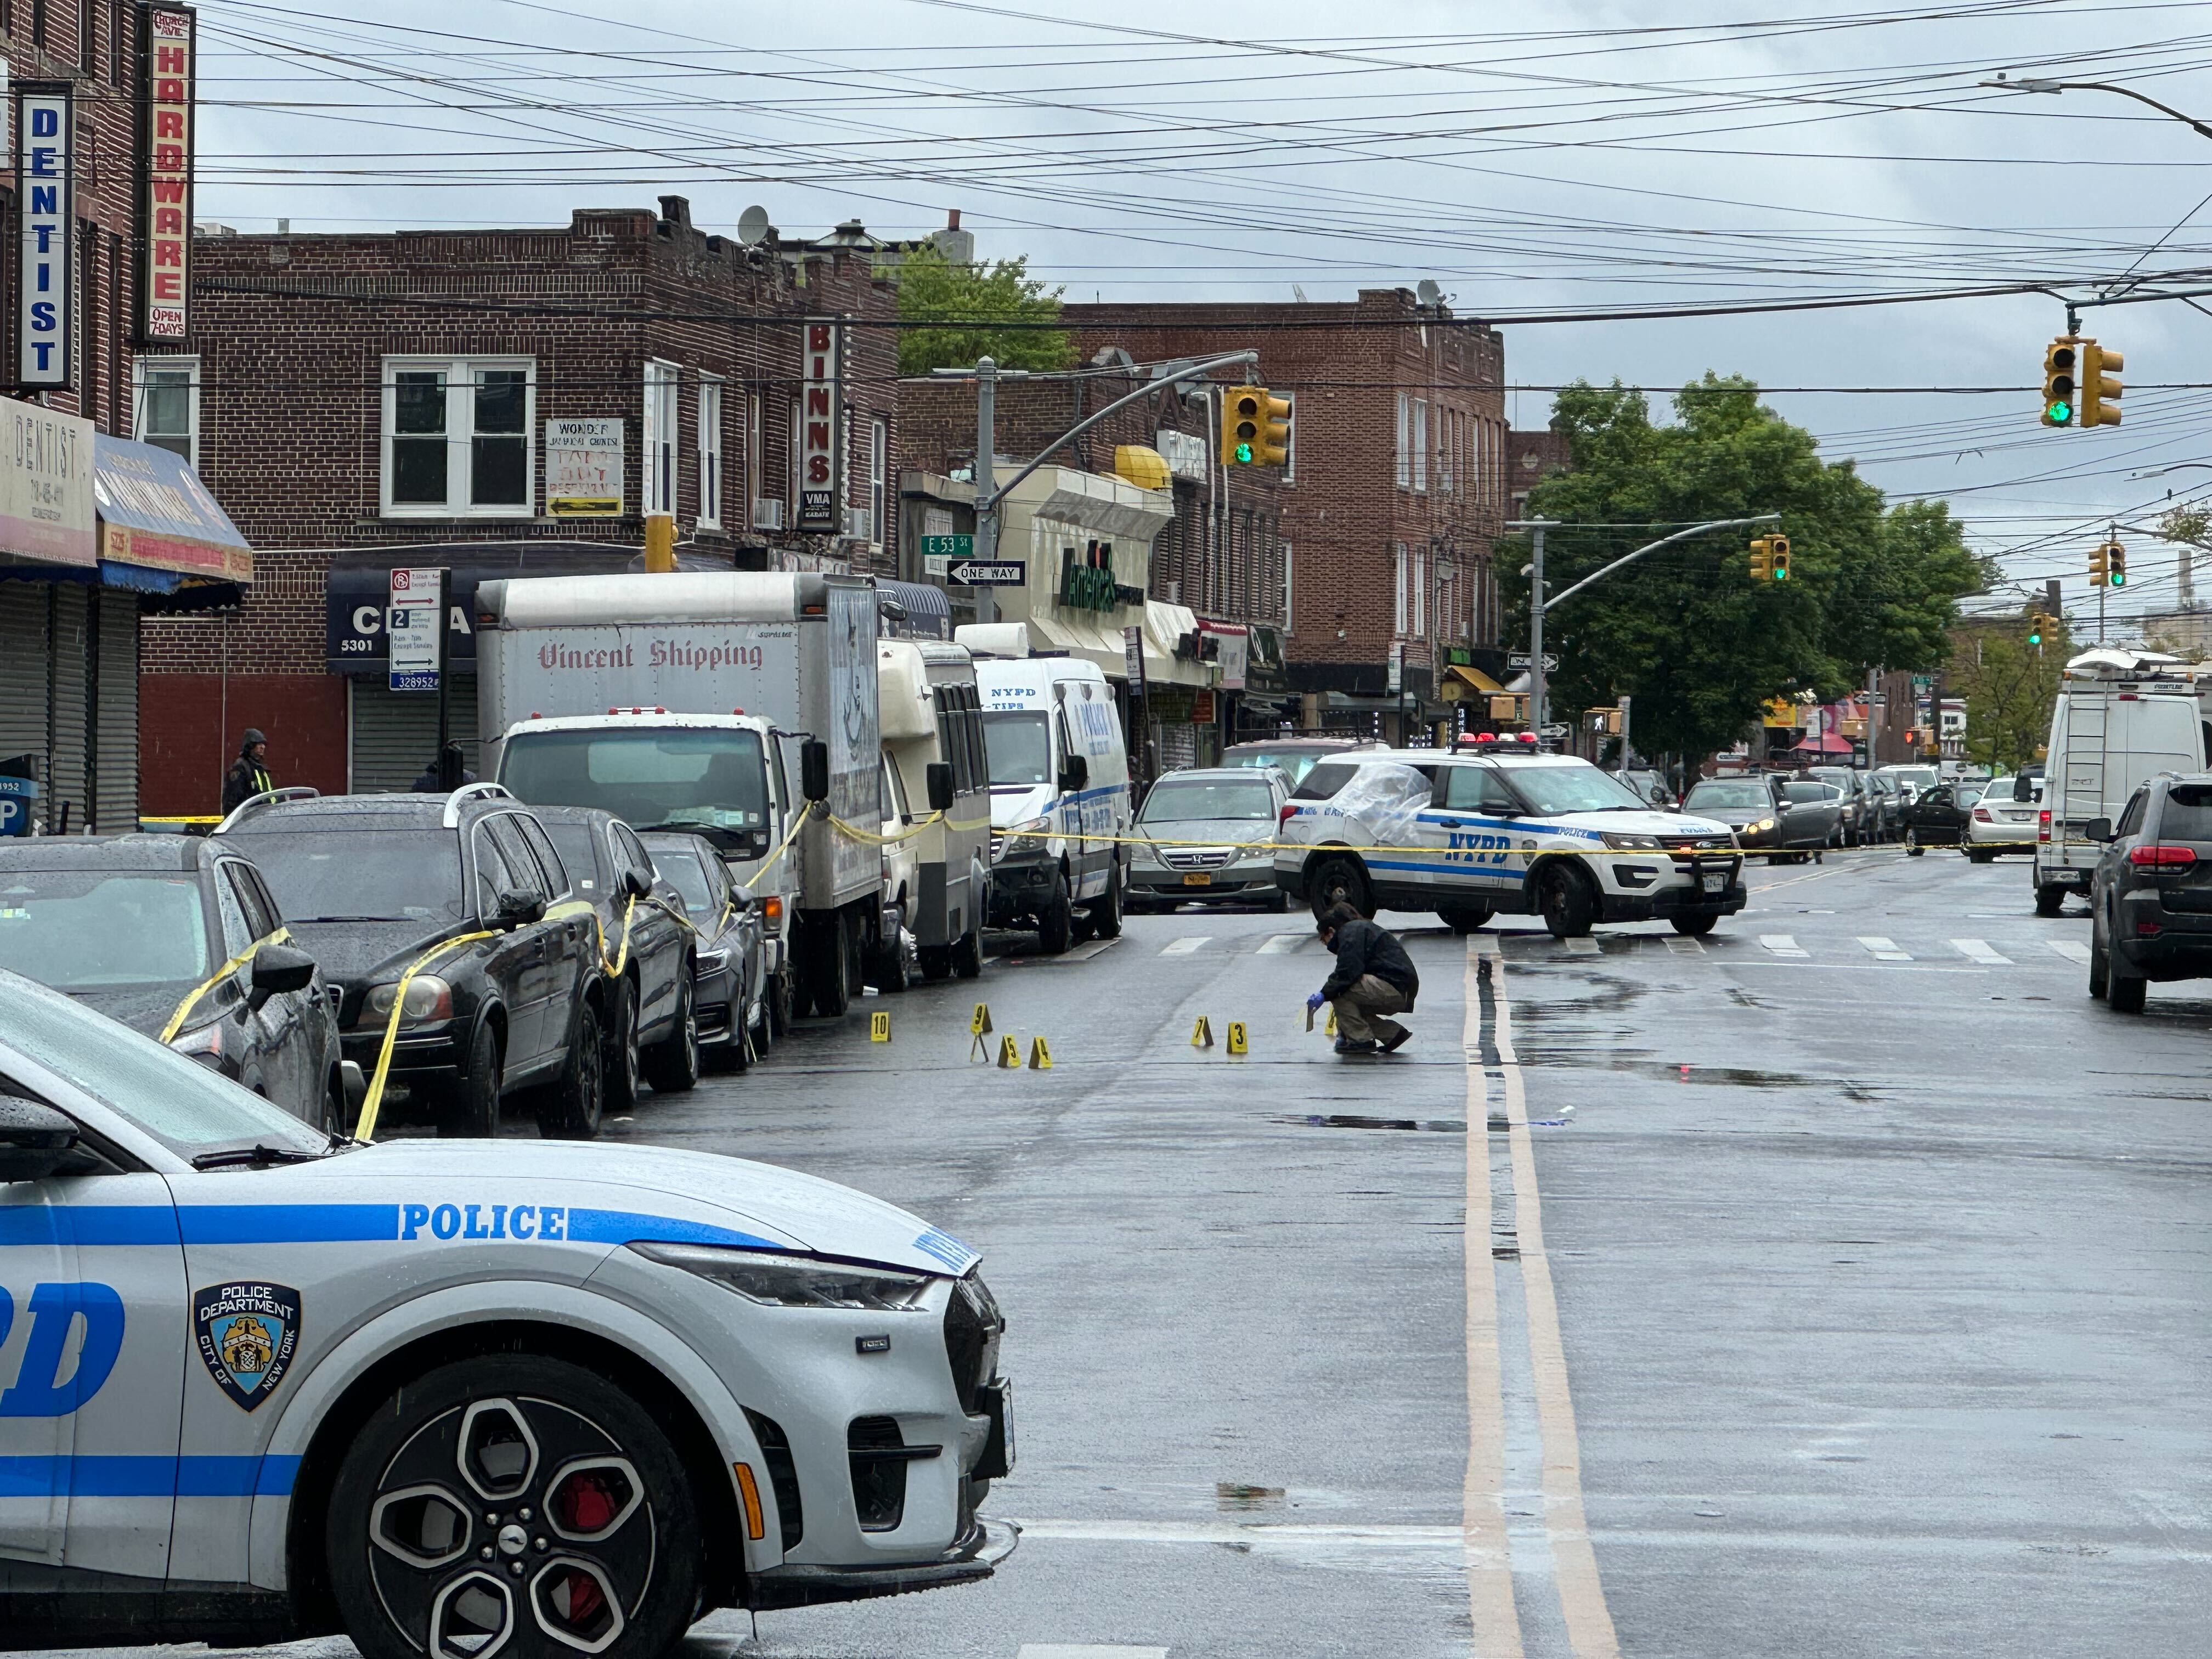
[{"left": 949, "top": 560, "right": 1025, "bottom": 586}]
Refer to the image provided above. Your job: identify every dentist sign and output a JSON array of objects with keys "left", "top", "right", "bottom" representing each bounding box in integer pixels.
[{"left": 16, "top": 86, "right": 74, "bottom": 388}]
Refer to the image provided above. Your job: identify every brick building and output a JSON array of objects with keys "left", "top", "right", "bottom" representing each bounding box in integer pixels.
[
  {"left": 1508, "top": 426, "right": 1573, "bottom": 520},
  {"left": 1065, "top": 290, "right": 1512, "bottom": 741},
  {"left": 137, "top": 198, "right": 911, "bottom": 809}
]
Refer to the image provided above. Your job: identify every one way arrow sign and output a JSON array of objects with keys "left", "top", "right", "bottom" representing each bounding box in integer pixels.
[{"left": 949, "top": 560, "right": 1025, "bottom": 586}]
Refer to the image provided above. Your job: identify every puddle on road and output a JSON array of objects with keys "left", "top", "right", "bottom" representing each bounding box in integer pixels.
[
  {"left": 1500, "top": 1056, "right": 1884, "bottom": 1102},
  {"left": 1267, "top": 1113, "right": 1468, "bottom": 1133},
  {"left": 1216, "top": 1483, "right": 1286, "bottom": 1511}
]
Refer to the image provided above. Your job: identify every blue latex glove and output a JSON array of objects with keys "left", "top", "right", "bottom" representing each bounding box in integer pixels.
[{"left": 1306, "top": 990, "right": 1327, "bottom": 1013}]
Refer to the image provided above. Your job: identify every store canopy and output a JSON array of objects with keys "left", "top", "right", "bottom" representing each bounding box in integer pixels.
[
  {"left": 1787, "top": 733, "right": 1855, "bottom": 755},
  {"left": 1142, "top": 599, "right": 1209, "bottom": 687},
  {"left": 94, "top": 435, "right": 252, "bottom": 583},
  {"left": 1445, "top": 663, "right": 1505, "bottom": 695}
]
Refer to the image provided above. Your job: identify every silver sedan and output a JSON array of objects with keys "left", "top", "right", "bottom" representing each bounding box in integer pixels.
[{"left": 1127, "top": 768, "right": 1293, "bottom": 911}]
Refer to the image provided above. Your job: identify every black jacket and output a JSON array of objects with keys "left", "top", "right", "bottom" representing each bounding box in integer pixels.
[
  {"left": 1322, "top": 918, "right": 1419, "bottom": 1009},
  {"left": 221, "top": 758, "right": 274, "bottom": 813}
]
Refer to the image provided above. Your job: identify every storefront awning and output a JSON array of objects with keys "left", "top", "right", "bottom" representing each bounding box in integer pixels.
[
  {"left": 1444, "top": 663, "right": 1505, "bottom": 696},
  {"left": 1025, "top": 608, "right": 1127, "bottom": 675},
  {"left": 1142, "top": 599, "right": 1209, "bottom": 687},
  {"left": 94, "top": 435, "right": 252, "bottom": 583}
]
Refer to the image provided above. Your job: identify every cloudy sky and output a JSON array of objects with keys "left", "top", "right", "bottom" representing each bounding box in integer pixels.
[{"left": 193, "top": 0, "right": 2212, "bottom": 618}]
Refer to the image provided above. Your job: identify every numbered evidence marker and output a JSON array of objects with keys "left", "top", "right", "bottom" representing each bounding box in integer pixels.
[
  {"left": 1226, "top": 1020, "right": 1249, "bottom": 1057},
  {"left": 1191, "top": 1014, "right": 1215, "bottom": 1049},
  {"left": 1028, "top": 1036, "right": 1052, "bottom": 1070},
  {"left": 1324, "top": 1007, "right": 1338, "bottom": 1037},
  {"left": 997, "top": 1034, "right": 1022, "bottom": 1069},
  {"left": 870, "top": 1011, "right": 891, "bottom": 1043},
  {"left": 970, "top": 1002, "right": 994, "bottom": 1061}
]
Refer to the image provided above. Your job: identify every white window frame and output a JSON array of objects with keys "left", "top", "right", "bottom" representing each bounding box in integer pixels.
[
  {"left": 698, "top": 374, "right": 724, "bottom": 529},
  {"left": 1412, "top": 398, "right": 1429, "bottom": 493},
  {"left": 1439, "top": 409, "right": 1454, "bottom": 498},
  {"left": 868, "top": 416, "right": 887, "bottom": 548},
  {"left": 643, "top": 358, "right": 680, "bottom": 518},
  {"left": 1395, "top": 393, "right": 1411, "bottom": 489},
  {"left": 1413, "top": 547, "right": 1427, "bottom": 636},
  {"left": 380, "top": 354, "right": 537, "bottom": 518},
  {"left": 133, "top": 354, "right": 199, "bottom": 468},
  {"left": 1393, "top": 541, "right": 1408, "bottom": 635},
  {"left": 1283, "top": 541, "right": 1293, "bottom": 634},
  {"left": 747, "top": 391, "right": 764, "bottom": 526}
]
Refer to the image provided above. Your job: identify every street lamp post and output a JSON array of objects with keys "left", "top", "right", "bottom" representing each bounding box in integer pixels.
[{"left": 1980, "top": 75, "right": 2212, "bottom": 144}]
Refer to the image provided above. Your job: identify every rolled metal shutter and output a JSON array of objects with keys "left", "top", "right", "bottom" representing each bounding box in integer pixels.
[
  {"left": 44, "top": 585, "right": 90, "bottom": 834},
  {"left": 348, "top": 674, "right": 481, "bottom": 794},
  {"left": 0, "top": 585, "right": 48, "bottom": 775},
  {"left": 94, "top": 589, "right": 139, "bottom": 831}
]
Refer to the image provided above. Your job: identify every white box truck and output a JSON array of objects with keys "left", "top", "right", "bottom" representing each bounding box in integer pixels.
[
  {"left": 474, "top": 571, "right": 884, "bottom": 1019},
  {"left": 877, "top": 637, "right": 991, "bottom": 982}
]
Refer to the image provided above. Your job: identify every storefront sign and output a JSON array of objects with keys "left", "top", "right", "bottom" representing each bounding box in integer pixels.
[
  {"left": 139, "top": 8, "right": 195, "bottom": 341},
  {"left": 1198, "top": 620, "right": 1248, "bottom": 691},
  {"left": 388, "top": 567, "right": 446, "bottom": 692},
  {"left": 94, "top": 436, "right": 252, "bottom": 579},
  {"left": 545, "top": 418, "right": 623, "bottom": 516},
  {"left": 1154, "top": 428, "right": 1209, "bottom": 483},
  {"left": 1059, "top": 542, "right": 1131, "bottom": 612},
  {"left": 0, "top": 403, "right": 95, "bottom": 566},
  {"left": 796, "top": 319, "right": 841, "bottom": 533},
  {"left": 17, "top": 85, "right": 74, "bottom": 387}
]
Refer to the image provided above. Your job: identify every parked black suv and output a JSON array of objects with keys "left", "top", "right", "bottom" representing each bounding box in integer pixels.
[
  {"left": 216, "top": 785, "right": 607, "bottom": 1137},
  {"left": 0, "top": 834, "right": 344, "bottom": 1127},
  {"left": 533, "top": 804, "right": 697, "bottom": 1109},
  {"left": 2086, "top": 774, "right": 2212, "bottom": 1013}
]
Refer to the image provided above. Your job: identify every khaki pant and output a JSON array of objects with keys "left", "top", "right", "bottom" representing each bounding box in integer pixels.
[{"left": 1331, "top": 974, "right": 1408, "bottom": 1046}]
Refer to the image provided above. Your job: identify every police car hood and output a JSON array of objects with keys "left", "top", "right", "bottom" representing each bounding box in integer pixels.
[
  {"left": 1543, "top": 809, "right": 1735, "bottom": 838},
  {"left": 331, "top": 1139, "right": 977, "bottom": 1276},
  {"left": 990, "top": 784, "right": 1052, "bottom": 832}
]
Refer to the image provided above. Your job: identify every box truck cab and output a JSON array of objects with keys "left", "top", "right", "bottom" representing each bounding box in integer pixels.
[
  {"left": 878, "top": 638, "right": 991, "bottom": 983},
  {"left": 973, "top": 652, "right": 1131, "bottom": 954},
  {"left": 2036, "top": 648, "right": 2212, "bottom": 915},
  {"left": 475, "top": 572, "right": 883, "bottom": 1022}
]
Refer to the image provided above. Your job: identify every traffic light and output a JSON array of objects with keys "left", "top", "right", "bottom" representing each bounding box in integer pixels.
[
  {"left": 1748, "top": 535, "right": 1773, "bottom": 579},
  {"left": 2090, "top": 544, "right": 2109, "bottom": 585},
  {"left": 2108, "top": 540, "right": 2127, "bottom": 587},
  {"left": 1769, "top": 534, "right": 1792, "bottom": 581},
  {"left": 2041, "top": 336, "right": 2078, "bottom": 427},
  {"left": 2027, "top": 610, "right": 2053, "bottom": 648},
  {"left": 1223, "top": 386, "right": 1290, "bottom": 466},
  {"left": 2079, "top": 340, "right": 2123, "bottom": 427}
]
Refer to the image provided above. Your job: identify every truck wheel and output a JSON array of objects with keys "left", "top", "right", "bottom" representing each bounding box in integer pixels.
[
  {"left": 952, "top": 921, "right": 985, "bottom": 979},
  {"left": 805, "top": 922, "right": 853, "bottom": 1018},
  {"left": 1090, "top": 867, "right": 1125, "bottom": 939},
  {"left": 537, "top": 1000, "right": 605, "bottom": 1139},
  {"left": 640, "top": 974, "right": 698, "bottom": 1093},
  {"left": 768, "top": 968, "right": 797, "bottom": 1037},
  {"left": 1538, "top": 864, "right": 1598, "bottom": 940},
  {"left": 1438, "top": 905, "right": 1493, "bottom": 934},
  {"left": 918, "top": 945, "right": 952, "bottom": 982},
  {"left": 870, "top": 927, "right": 911, "bottom": 994},
  {"left": 1037, "top": 871, "right": 1074, "bottom": 955},
  {"left": 603, "top": 978, "right": 641, "bottom": 1114},
  {"left": 2034, "top": 884, "right": 2068, "bottom": 918},
  {"left": 435, "top": 1020, "right": 502, "bottom": 1139},
  {"left": 1307, "top": 855, "right": 1373, "bottom": 920},
  {"left": 326, "top": 1354, "right": 702, "bottom": 1659}
]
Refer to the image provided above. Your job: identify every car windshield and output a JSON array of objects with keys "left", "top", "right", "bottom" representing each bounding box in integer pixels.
[
  {"left": 1686, "top": 782, "right": 1771, "bottom": 812},
  {"left": 651, "top": 847, "right": 716, "bottom": 916},
  {"left": 1886, "top": 768, "right": 1939, "bottom": 791},
  {"left": 982, "top": 712, "right": 1051, "bottom": 787},
  {"left": 1139, "top": 780, "right": 1278, "bottom": 822},
  {"left": 0, "top": 872, "right": 212, "bottom": 991},
  {"left": 236, "top": 830, "right": 465, "bottom": 924},
  {"left": 1510, "top": 764, "right": 1650, "bottom": 816},
  {"left": 502, "top": 728, "right": 772, "bottom": 835},
  {"left": 0, "top": 969, "right": 327, "bottom": 1157}
]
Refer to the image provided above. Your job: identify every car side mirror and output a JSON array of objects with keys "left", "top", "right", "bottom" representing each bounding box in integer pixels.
[
  {"left": 493, "top": 886, "right": 546, "bottom": 928},
  {"left": 2085, "top": 817, "right": 2114, "bottom": 843},
  {"left": 248, "top": 942, "right": 318, "bottom": 1007},
  {"left": 622, "top": 866, "right": 654, "bottom": 900},
  {"left": 1058, "top": 753, "right": 1090, "bottom": 793},
  {"left": 0, "top": 1097, "right": 79, "bottom": 1183},
  {"left": 800, "top": 739, "right": 831, "bottom": 804},
  {"left": 728, "top": 887, "right": 755, "bottom": 912},
  {"left": 926, "top": 761, "right": 956, "bottom": 814}
]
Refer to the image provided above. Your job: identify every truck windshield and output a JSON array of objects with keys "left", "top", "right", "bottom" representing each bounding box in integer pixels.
[
  {"left": 503, "top": 729, "right": 771, "bottom": 839},
  {"left": 983, "top": 712, "right": 1051, "bottom": 787}
]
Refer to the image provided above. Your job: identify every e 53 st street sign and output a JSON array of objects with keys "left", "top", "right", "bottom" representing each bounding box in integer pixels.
[{"left": 948, "top": 560, "right": 1024, "bottom": 586}]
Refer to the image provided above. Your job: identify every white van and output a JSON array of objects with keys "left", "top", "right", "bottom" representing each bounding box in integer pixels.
[
  {"left": 2035, "top": 651, "right": 2212, "bottom": 914},
  {"left": 877, "top": 638, "right": 991, "bottom": 983},
  {"left": 973, "top": 653, "right": 1131, "bottom": 952}
]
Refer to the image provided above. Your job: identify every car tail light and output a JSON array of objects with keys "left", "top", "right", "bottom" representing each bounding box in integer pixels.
[
  {"left": 1278, "top": 803, "right": 1297, "bottom": 828},
  {"left": 1973, "top": 806, "right": 1994, "bottom": 822},
  {"left": 2128, "top": 844, "right": 2197, "bottom": 868},
  {"left": 2038, "top": 809, "right": 2052, "bottom": 843}
]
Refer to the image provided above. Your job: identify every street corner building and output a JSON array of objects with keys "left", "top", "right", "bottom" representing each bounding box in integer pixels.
[
  {"left": 0, "top": 0, "right": 257, "bottom": 842},
  {"left": 133, "top": 199, "right": 912, "bottom": 811}
]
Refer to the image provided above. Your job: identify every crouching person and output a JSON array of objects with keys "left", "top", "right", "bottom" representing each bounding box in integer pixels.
[{"left": 1306, "top": 901, "right": 1420, "bottom": 1056}]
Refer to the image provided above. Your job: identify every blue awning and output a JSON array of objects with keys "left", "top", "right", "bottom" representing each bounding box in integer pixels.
[{"left": 94, "top": 435, "right": 252, "bottom": 582}]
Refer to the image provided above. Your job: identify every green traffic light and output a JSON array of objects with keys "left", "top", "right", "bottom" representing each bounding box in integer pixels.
[
  {"left": 2029, "top": 630, "right": 2042, "bottom": 645},
  {"left": 1233, "top": 442, "right": 1254, "bottom": 463},
  {"left": 2111, "top": 569, "right": 2125, "bottom": 588},
  {"left": 2047, "top": 399, "right": 2072, "bottom": 424}
]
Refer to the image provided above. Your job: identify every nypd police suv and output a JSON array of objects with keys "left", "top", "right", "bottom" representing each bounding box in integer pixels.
[
  {"left": 0, "top": 969, "right": 1013, "bottom": 1654},
  {"left": 1275, "top": 742, "right": 1745, "bottom": 938}
]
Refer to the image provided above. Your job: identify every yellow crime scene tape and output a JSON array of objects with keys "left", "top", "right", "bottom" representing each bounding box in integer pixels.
[
  {"left": 352, "top": 929, "right": 500, "bottom": 1141},
  {"left": 157, "top": 927, "right": 294, "bottom": 1045}
]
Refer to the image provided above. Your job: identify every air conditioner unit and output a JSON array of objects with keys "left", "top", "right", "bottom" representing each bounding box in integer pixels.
[
  {"left": 843, "top": 507, "right": 874, "bottom": 541},
  {"left": 751, "top": 498, "right": 786, "bottom": 531}
]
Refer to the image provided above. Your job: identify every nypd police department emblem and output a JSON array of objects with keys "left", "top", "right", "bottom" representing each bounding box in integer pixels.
[{"left": 193, "top": 1282, "right": 301, "bottom": 1412}]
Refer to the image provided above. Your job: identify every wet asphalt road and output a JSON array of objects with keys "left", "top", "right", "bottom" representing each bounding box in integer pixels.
[{"left": 54, "top": 847, "right": 2212, "bottom": 1659}]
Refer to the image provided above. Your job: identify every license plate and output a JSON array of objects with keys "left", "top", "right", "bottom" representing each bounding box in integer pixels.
[
  {"left": 1702, "top": 873, "right": 1725, "bottom": 893},
  {"left": 1182, "top": 872, "right": 1212, "bottom": 886}
]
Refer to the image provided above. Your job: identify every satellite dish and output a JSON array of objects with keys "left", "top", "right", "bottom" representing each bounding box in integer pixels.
[
  {"left": 736, "top": 205, "right": 770, "bottom": 246},
  {"left": 1417, "top": 278, "right": 1441, "bottom": 307}
]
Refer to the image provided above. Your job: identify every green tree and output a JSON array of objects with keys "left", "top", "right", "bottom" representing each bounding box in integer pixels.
[
  {"left": 1955, "top": 622, "right": 2066, "bottom": 774},
  {"left": 892, "top": 242, "right": 1071, "bottom": 376},
  {"left": 1497, "top": 376, "right": 1983, "bottom": 759}
]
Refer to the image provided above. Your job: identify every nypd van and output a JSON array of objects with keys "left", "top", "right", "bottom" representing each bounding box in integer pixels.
[
  {"left": 970, "top": 651, "right": 1131, "bottom": 955},
  {"left": 0, "top": 969, "right": 1013, "bottom": 1651},
  {"left": 1274, "top": 744, "right": 1745, "bottom": 938}
]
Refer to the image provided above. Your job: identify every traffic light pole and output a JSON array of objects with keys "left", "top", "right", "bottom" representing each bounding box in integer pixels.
[{"left": 1509, "top": 512, "right": 1784, "bottom": 738}]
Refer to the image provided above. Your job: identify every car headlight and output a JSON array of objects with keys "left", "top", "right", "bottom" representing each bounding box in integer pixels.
[
  {"left": 1601, "top": 832, "right": 1662, "bottom": 850},
  {"left": 1747, "top": 817, "right": 1776, "bottom": 834},
  {"left": 1005, "top": 815, "right": 1054, "bottom": 851},
  {"left": 360, "top": 974, "right": 453, "bottom": 1026},
  {"left": 696, "top": 947, "right": 731, "bottom": 974},
  {"left": 630, "top": 1242, "right": 935, "bottom": 1311}
]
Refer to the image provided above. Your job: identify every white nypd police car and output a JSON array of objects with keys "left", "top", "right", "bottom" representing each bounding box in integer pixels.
[
  {"left": 0, "top": 968, "right": 1012, "bottom": 1655},
  {"left": 1274, "top": 743, "right": 1745, "bottom": 938}
]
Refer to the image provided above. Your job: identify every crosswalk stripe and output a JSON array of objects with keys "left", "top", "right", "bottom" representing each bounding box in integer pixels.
[
  {"left": 1951, "top": 938, "right": 2011, "bottom": 965},
  {"left": 1256, "top": 933, "right": 1306, "bottom": 955},
  {"left": 2048, "top": 940, "right": 2092, "bottom": 964},
  {"left": 1666, "top": 934, "right": 1707, "bottom": 954},
  {"left": 1857, "top": 936, "right": 1912, "bottom": 961},
  {"left": 1561, "top": 936, "right": 1601, "bottom": 955},
  {"left": 1759, "top": 934, "right": 1808, "bottom": 957},
  {"left": 1159, "top": 936, "right": 1210, "bottom": 955}
]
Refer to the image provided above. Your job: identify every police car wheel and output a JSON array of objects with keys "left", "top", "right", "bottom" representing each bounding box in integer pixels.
[
  {"left": 1538, "top": 865, "right": 1597, "bottom": 940},
  {"left": 641, "top": 974, "right": 699, "bottom": 1093},
  {"left": 328, "top": 1354, "right": 703, "bottom": 1659},
  {"left": 1036, "top": 872, "right": 1074, "bottom": 955},
  {"left": 1307, "top": 855, "right": 1373, "bottom": 920},
  {"left": 538, "top": 1000, "right": 606, "bottom": 1139},
  {"left": 1438, "top": 906, "right": 1492, "bottom": 935},
  {"left": 1090, "top": 868, "right": 1125, "bottom": 939},
  {"left": 1670, "top": 913, "right": 1718, "bottom": 937}
]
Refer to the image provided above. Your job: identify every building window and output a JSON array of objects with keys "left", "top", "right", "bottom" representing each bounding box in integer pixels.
[
  {"left": 1438, "top": 410, "right": 1454, "bottom": 498},
  {"left": 1393, "top": 541, "right": 1408, "bottom": 635},
  {"left": 1412, "top": 398, "right": 1429, "bottom": 493},
  {"left": 868, "top": 417, "right": 887, "bottom": 547},
  {"left": 788, "top": 397, "right": 803, "bottom": 518},
  {"left": 1395, "top": 394, "right": 1411, "bottom": 489},
  {"left": 133, "top": 356, "right": 198, "bottom": 466},
  {"left": 1282, "top": 541, "right": 1293, "bottom": 634},
  {"left": 747, "top": 392, "right": 764, "bottom": 527},
  {"left": 1413, "top": 547, "right": 1427, "bottom": 636},
  {"left": 698, "top": 375, "right": 724, "bottom": 529},
  {"left": 381, "top": 356, "right": 534, "bottom": 516},
  {"left": 644, "top": 359, "right": 680, "bottom": 517}
]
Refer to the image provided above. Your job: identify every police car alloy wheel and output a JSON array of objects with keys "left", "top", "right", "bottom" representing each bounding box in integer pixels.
[
  {"left": 328, "top": 1354, "right": 702, "bottom": 1659},
  {"left": 1307, "top": 854, "right": 1372, "bottom": 920}
]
